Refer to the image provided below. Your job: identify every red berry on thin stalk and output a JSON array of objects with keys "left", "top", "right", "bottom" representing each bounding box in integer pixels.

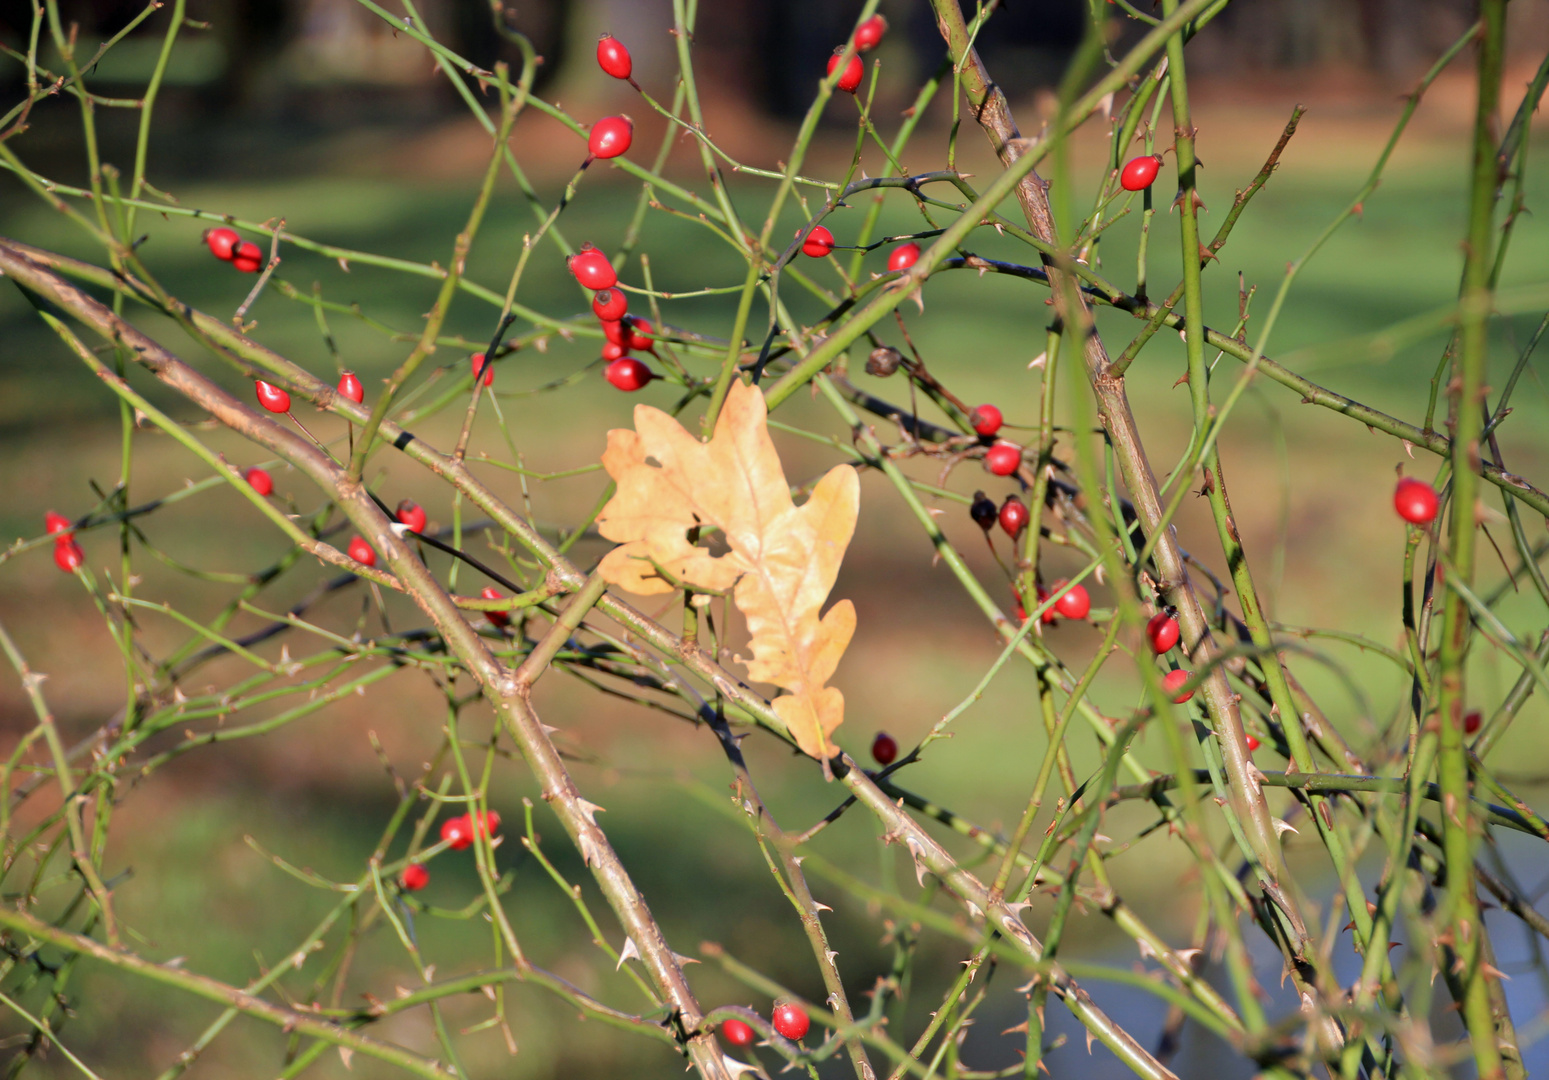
[
  {"left": 1052, "top": 582, "right": 1090, "bottom": 620},
  {"left": 204, "top": 227, "right": 240, "bottom": 261},
  {"left": 347, "top": 536, "right": 376, "bottom": 567},
  {"left": 568, "top": 245, "right": 618, "bottom": 290},
  {"left": 401, "top": 863, "right": 430, "bottom": 891},
  {"left": 54, "top": 540, "right": 84, "bottom": 573},
  {"left": 244, "top": 467, "right": 274, "bottom": 496},
  {"left": 801, "top": 226, "right": 835, "bottom": 258},
  {"left": 396, "top": 500, "right": 427, "bottom": 534},
  {"left": 970, "top": 491, "right": 998, "bottom": 531},
  {"left": 853, "top": 14, "right": 888, "bottom": 51},
  {"left": 871, "top": 731, "right": 897, "bottom": 765},
  {"left": 483, "top": 586, "right": 510, "bottom": 629},
  {"left": 596, "top": 34, "right": 632, "bottom": 80},
  {"left": 1163, "top": 669, "right": 1193, "bottom": 704},
  {"left": 44, "top": 511, "right": 72, "bottom": 537},
  {"left": 601, "top": 341, "right": 627, "bottom": 361},
  {"left": 255, "top": 380, "right": 291, "bottom": 413},
  {"left": 998, "top": 495, "right": 1029, "bottom": 539},
  {"left": 337, "top": 370, "right": 364, "bottom": 404},
  {"left": 441, "top": 815, "right": 473, "bottom": 850},
  {"left": 1146, "top": 611, "right": 1180, "bottom": 654},
  {"left": 1394, "top": 478, "right": 1439, "bottom": 525},
  {"left": 970, "top": 404, "right": 1003, "bottom": 437},
  {"left": 471, "top": 352, "right": 494, "bottom": 387},
  {"left": 771, "top": 1002, "right": 810, "bottom": 1041},
  {"left": 826, "top": 51, "right": 864, "bottom": 94},
  {"left": 887, "top": 241, "right": 920, "bottom": 272},
  {"left": 721, "top": 1018, "right": 755, "bottom": 1048},
  {"left": 1245, "top": 734, "right": 1261, "bottom": 752},
  {"left": 592, "top": 288, "right": 628, "bottom": 322},
  {"left": 1464, "top": 710, "right": 1482, "bottom": 735},
  {"left": 232, "top": 241, "right": 264, "bottom": 273},
  {"left": 588, "top": 115, "right": 633, "bottom": 160},
  {"left": 984, "top": 442, "right": 1022, "bottom": 477},
  {"left": 1119, "top": 155, "right": 1162, "bottom": 192},
  {"left": 623, "top": 317, "right": 657, "bottom": 353},
  {"left": 606, "top": 357, "right": 653, "bottom": 391}
]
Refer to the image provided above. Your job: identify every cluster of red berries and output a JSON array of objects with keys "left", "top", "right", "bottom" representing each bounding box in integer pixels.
[
  {"left": 568, "top": 244, "right": 656, "bottom": 392},
  {"left": 398, "top": 809, "right": 502, "bottom": 892},
  {"left": 825, "top": 14, "right": 886, "bottom": 94},
  {"left": 964, "top": 404, "right": 1025, "bottom": 478},
  {"left": 719, "top": 1001, "right": 811, "bottom": 1049},
  {"left": 44, "top": 512, "right": 83, "bottom": 573},
  {"left": 203, "top": 226, "right": 264, "bottom": 273}
]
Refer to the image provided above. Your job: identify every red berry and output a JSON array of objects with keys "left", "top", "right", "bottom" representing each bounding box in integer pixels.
[
  {"left": 472, "top": 810, "right": 501, "bottom": 840},
  {"left": 969, "top": 491, "right": 998, "bottom": 531},
  {"left": 337, "top": 370, "right": 364, "bottom": 404},
  {"left": 970, "top": 404, "right": 1003, "bottom": 436},
  {"left": 255, "top": 380, "right": 291, "bottom": 413},
  {"left": 232, "top": 241, "right": 264, "bottom": 273},
  {"left": 606, "top": 357, "right": 653, "bottom": 392},
  {"left": 1119, "top": 155, "right": 1162, "bottom": 192},
  {"left": 592, "top": 288, "right": 628, "bottom": 322},
  {"left": 471, "top": 352, "right": 494, "bottom": 387},
  {"left": 204, "top": 227, "right": 240, "bottom": 261},
  {"left": 601, "top": 341, "right": 627, "bottom": 361},
  {"left": 588, "top": 115, "right": 633, "bottom": 160},
  {"left": 569, "top": 245, "right": 617, "bottom": 290},
  {"left": 1245, "top": 734, "right": 1261, "bottom": 752},
  {"left": 44, "top": 511, "right": 72, "bottom": 537},
  {"left": 1394, "top": 478, "right": 1439, "bottom": 525},
  {"left": 1162, "top": 669, "right": 1193, "bottom": 704},
  {"left": 826, "top": 51, "right": 864, "bottom": 94},
  {"left": 871, "top": 731, "right": 897, "bottom": 765},
  {"left": 244, "top": 467, "right": 273, "bottom": 496},
  {"left": 1052, "top": 582, "right": 1090, "bottom": 620},
  {"left": 887, "top": 241, "right": 920, "bottom": 272},
  {"left": 771, "top": 1002, "right": 809, "bottom": 1041},
  {"left": 347, "top": 536, "right": 376, "bottom": 567},
  {"left": 998, "top": 495, "right": 1029, "bottom": 539},
  {"left": 801, "top": 226, "right": 835, "bottom": 258},
  {"left": 1463, "top": 710, "right": 1482, "bottom": 735},
  {"left": 401, "top": 863, "right": 430, "bottom": 891},
  {"left": 853, "top": 14, "right": 888, "bottom": 51},
  {"left": 596, "top": 34, "right": 632, "bottom": 80},
  {"left": 721, "top": 1018, "right": 755, "bottom": 1048},
  {"left": 53, "top": 540, "right": 84, "bottom": 573},
  {"left": 1034, "top": 587, "right": 1058, "bottom": 625},
  {"left": 396, "top": 500, "right": 427, "bottom": 534},
  {"left": 984, "top": 442, "right": 1022, "bottom": 477},
  {"left": 483, "top": 586, "right": 510, "bottom": 629},
  {"left": 1146, "top": 612, "right": 1180, "bottom": 654},
  {"left": 603, "top": 319, "right": 628, "bottom": 346},
  {"left": 441, "top": 815, "right": 473, "bottom": 850},
  {"left": 624, "top": 317, "right": 657, "bottom": 353}
]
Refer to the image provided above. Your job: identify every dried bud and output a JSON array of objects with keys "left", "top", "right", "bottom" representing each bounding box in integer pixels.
[
  {"left": 867, "top": 346, "right": 903, "bottom": 377},
  {"left": 970, "top": 491, "right": 998, "bottom": 531}
]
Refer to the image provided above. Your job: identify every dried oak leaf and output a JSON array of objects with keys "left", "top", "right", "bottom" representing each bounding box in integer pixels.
[{"left": 596, "top": 381, "right": 858, "bottom": 758}]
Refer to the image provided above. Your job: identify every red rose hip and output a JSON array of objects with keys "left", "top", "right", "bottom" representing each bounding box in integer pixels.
[
  {"left": 998, "top": 495, "right": 1029, "bottom": 539},
  {"left": 244, "top": 467, "right": 274, "bottom": 496},
  {"left": 588, "top": 115, "right": 633, "bottom": 160},
  {"left": 401, "top": 863, "right": 430, "bottom": 891},
  {"left": 1034, "top": 586, "right": 1059, "bottom": 625},
  {"left": 1393, "top": 478, "right": 1438, "bottom": 525},
  {"left": 44, "top": 511, "right": 72, "bottom": 537},
  {"left": 232, "top": 241, "right": 264, "bottom": 273},
  {"left": 1052, "top": 582, "right": 1090, "bottom": 620},
  {"left": 54, "top": 540, "right": 84, "bottom": 573},
  {"left": 568, "top": 246, "right": 617, "bottom": 290},
  {"left": 596, "top": 35, "right": 632, "bottom": 80},
  {"left": 592, "top": 288, "right": 628, "bottom": 322},
  {"left": 482, "top": 586, "right": 510, "bottom": 629},
  {"left": 601, "top": 341, "right": 627, "bottom": 361},
  {"left": 826, "top": 51, "right": 864, "bottom": 94},
  {"left": 1119, "top": 155, "right": 1162, "bottom": 192},
  {"left": 337, "top": 370, "right": 364, "bottom": 404},
  {"left": 853, "top": 14, "right": 888, "bottom": 51},
  {"left": 771, "top": 1002, "right": 809, "bottom": 1041},
  {"left": 1245, "top": 734, "right": 1261, "bottom": 752},
  {"left": 396, "top": 500, "right": 427, "bottom": 534},
  {"left": 801, "top": 226, "right": 835, "bottom": 258},
  {"left": 722, "top": 1018, "right": 754, "bottom": 1048},
  {"left": 871, "top": 731, "right": 897, "bottom": 765},
  {"left": 1463, "top": 710, "right": 1482, "bottom": 735},
  {"left": 1146, "top": 612, "right": 1180, "bottom": 654},
  {"left": 204, "top": 227, "right": 240, "bottom": 261},
  {"left": 969, "top": 404, "right": 1003, "bottom": 437},
  {"left": 441, "top": 815, "right": 473, "bottom": 851},
  {"left": 255, "top": 380, "right": 291, "bottom": 413},
  {"left": 606, "top": 357, "right": 653, "bottom": 391},
  {"left": 1162, "top": 669, "right": 1193, "bottom": 704},
  {"left": 984, "top": 442, "right": 1022, "bottom": 477},
  {"left": 347, "top": 536, "right": 376, "bottom": 567},
  {"left": 471, "top": 352, "right": 494, "bottom": 387},
  {"left": 887, "top": 241, "right": 920, "bottom": 272}
]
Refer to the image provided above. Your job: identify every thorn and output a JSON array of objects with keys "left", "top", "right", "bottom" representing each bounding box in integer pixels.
[{"left": 616, "top": 937, "right": 640, "bottom": 970}]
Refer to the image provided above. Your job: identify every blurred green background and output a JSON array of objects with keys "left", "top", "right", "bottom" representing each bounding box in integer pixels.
[{"left": 4, "top": 1, "right": 1549, "bottom": 1078}]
